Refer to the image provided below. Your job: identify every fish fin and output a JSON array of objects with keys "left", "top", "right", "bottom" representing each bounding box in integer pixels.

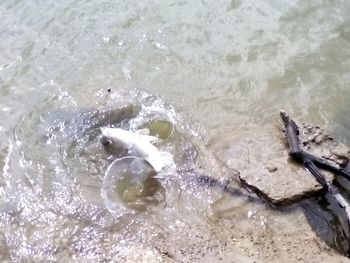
[
  {"left": 146, "top": 151, "right": 175, "bottom": 173},
  {"left": 135, "top": 128, "right": 150, "bottom": 135},
  {"left": 135, "top": 129, "right": 159, "bottom": 142},
  {"left": 140, "top": 134, "right": 159, "bottom": 143},
  {"left": 145, "top": 156, "right": 163, "bottom": 172}
]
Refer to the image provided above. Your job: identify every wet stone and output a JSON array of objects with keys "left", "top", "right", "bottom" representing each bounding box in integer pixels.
[
  {"left": 300, "top": 123, "right": 350, "bottom": 166},
  {"left": 208, "top": 122, "right": 349, "bottom": 206}
]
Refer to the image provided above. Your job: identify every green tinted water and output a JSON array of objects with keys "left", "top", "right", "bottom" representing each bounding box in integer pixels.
[{"left": 1, "top": 0, "right": 350, "bottom": 261}]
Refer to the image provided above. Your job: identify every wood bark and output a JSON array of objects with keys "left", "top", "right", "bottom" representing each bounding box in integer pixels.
[{"left": 280, "top": 110, "right": 350, "bottom": 256}]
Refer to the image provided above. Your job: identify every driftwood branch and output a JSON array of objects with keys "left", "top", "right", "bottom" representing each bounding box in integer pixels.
[
  {"left": 280, "top": 111, "right": 350, "bottom": 256},
  {"left": 280, "top": 110, "right": 350, "bottom": 180},
  {"left": 280, "top": 110, "right": 303, "bottom": 157}
]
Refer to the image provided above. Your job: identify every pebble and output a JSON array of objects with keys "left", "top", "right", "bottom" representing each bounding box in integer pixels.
[{"left": 266, "top": 166, "right": 278, "bottom": 172}]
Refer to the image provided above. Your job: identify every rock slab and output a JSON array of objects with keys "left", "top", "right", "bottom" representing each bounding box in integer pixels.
[{"left": 209, "top": 123, "right": 350, "bottom": 205}]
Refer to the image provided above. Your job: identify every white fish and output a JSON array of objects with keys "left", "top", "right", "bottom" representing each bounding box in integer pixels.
[{"left": 100, "top": 127, "right": 173, "bottom": 172}]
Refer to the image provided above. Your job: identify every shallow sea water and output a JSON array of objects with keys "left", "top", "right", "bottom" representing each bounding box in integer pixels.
[{"left": 1, "top": 0, "right": 350, "bottom": 262}]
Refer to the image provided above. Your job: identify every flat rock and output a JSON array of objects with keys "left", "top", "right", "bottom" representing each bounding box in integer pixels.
[{"left": 208, "top": 123, "right": 349, "bottom": 205}]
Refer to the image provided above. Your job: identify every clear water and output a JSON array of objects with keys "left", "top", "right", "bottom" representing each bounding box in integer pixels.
[{"left": 1, "top": 0, "right": 350, "bottom": 261}]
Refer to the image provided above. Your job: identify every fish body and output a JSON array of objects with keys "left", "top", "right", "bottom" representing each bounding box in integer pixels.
[{"left": 101, "top": 127, "right": 172, "bottom": 172}]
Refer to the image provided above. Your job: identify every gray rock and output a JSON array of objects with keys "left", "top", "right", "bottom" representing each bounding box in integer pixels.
[
  {"left": 208, "top": 124, "right": 344, "bottom": 205},
  {"left": 299, "top": 123, "right": 350, "bottom": 166}
]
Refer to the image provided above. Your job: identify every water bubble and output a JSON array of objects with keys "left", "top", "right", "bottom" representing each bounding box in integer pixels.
[
  {"left": 101, "top": 157, "right": 160, "bottom": 214},
  {"left": 142, "top": 120, "right": 174, "bottom": 140}
]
